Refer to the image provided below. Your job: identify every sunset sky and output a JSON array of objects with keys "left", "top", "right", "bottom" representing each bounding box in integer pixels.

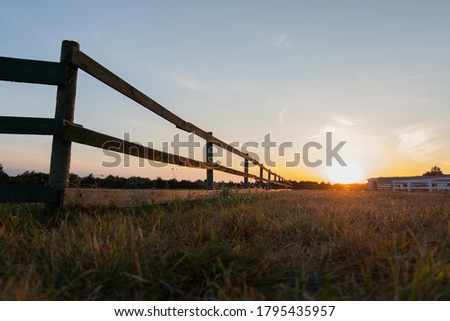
[{"left": 1, "top": 0, "right": 450, "bottom": 184}]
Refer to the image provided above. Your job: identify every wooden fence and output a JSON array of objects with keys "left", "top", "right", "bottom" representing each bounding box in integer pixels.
[{"left": 0, "top": 40, "right": 292, "bottom": 210}]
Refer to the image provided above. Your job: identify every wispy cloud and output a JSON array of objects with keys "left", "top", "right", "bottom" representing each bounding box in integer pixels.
[
  {"left": 397, "top": 131, "right": 430, "bottom": 154},
  {"left": 307, "top": 115, "right": 355, "bottom": 139},
  {"left": 397, "top": 74, "right": 422, "bottom": 81},
  {"left": 332, "top": 116, "right": 354, "bottom": 126},
  {"left": 277, "top": 105, "right": 289, "bottom": 124},
  {"left": 170, "top": 73, "right": 208, "bottom": 91},
  {"left": 270, "top": 33, "right": 294, "bottom": 48},
  {"left": 395, "top": 124, "right": 443, "bottom": 158},
  {"left": 308, "top": 125, "right": 338, "bottom": 140}
]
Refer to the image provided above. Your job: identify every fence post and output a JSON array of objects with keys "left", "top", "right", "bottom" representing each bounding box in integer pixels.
[
  {"left": 244, "top": 154, "right": 249, "bottom": 188},
  {"left": 259, "top": 165, "right": 263, "bottom": 188},
  {"left": 268, "top": 170, "right": 271, "bottom": 190},
  {"left": 48, "top": 41, "right": 79, "bottom": 211},
  {"left": 206, "top": 132, "right": 213, "bottom": 190}
]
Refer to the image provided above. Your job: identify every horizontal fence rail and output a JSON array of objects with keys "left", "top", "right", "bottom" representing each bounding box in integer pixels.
[
  {"left": 0, "top": 185, "right": 59, "bottom": 203},
  {"left": 0, "top": 57, "right": 67, "bottom": 86},
  {"left": 0, "top": 40, "right": 292, "bottom": 210},
  {"left": 0, "top": 116, "right": 61, "bottom": 135},
  {"left": 61, "top": 121, "right": 267, "bottom": 182}
]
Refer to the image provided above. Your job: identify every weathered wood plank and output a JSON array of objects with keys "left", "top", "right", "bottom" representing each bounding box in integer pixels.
[
  {"left": 48, "top": 41, "right": 79, "bottom": 212},
  {"left": 206, "top": 133, "right": 213, "bottom": 190},
  {"left": 259, "top": 166, "right": 264, "bottom": 188},
  {"left": 71, "top": 49, "right": 260, "bottom": 165},
  {"left": 61, "top": 121, "right": 205, "bottom": 168},
  {"left": 0, "top": 185, "right": 59, "bottom": 203},
  {"left": 0, "top": 116, "right": 60, "bottom": 135},
  {"left": 0, "top": 57, "right": 66, "bottom": 86},
  {"left": 244, "top": 158, "right": 249, "bottom": 188},
  {"left": 60, "top": 122, "right": 261, "bottom": 181}
]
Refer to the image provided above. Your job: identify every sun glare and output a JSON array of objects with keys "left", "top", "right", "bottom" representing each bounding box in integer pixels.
[{"left": 324, "top": 161, "right": 365, "bottom": 184}]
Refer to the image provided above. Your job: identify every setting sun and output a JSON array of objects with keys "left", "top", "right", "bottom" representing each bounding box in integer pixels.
[{"left": 324, "top": 161, "right": 365, "bottom": 184}]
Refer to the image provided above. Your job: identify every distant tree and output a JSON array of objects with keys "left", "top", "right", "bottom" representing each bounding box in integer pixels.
[
  {"left": 69, "top": 173, "right": 81, "bottom": 188},
  {"left": 80, "top": 173, "right": 97, "bottom": 188},
  {"left": 103, "top": 175, "right": 121, "bottom": 188},
  {"left": 125, "top": 176, "right": 153, "bottom": 189},
  {"left": 0, "top": 163, "right": 9, "bottom": 183},
  {"left": 154, "top": 177, "right": 168, "bottom": 189},
  {"left": 179, "top": 179, "right": 193, "bottom": 189},
  {"left": 12, "top": 171, "right": 49, "bottom": 185},
  {"left": 422, "top": 166, "right": 444, "bottom": 176},
  {"left": 292, "top": 180, "right": 328, "bottom": 190},
  {"left": 167, "top": 178, "right": 179, "bottom": 189}
]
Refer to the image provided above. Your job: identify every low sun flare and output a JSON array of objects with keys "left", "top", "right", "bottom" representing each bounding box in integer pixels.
[{"left": 324, "top": 161, "right": 365, "bottom": 184}]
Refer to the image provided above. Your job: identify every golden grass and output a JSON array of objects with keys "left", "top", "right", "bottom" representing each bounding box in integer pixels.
[{"left": 0, "top": 190, "right": 449, "bottom": 300}]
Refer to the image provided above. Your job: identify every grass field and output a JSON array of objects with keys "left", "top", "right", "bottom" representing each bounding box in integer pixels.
[{"left": 1, "top": 190, "right": 449, "bottom": 300}]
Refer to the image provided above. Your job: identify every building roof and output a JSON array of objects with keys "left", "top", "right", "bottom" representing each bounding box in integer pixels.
[{"left": 367, "top": 174, "right": 450, "bottom": 182}]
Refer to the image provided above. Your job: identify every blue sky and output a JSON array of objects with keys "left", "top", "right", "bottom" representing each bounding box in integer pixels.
[{"left": 1, "top": 0, "right": 450, "bottom": 183}]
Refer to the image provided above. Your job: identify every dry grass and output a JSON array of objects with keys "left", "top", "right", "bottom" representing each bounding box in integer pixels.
[{"left": 0, "top": 190, "right": 449, "bottom": 300}]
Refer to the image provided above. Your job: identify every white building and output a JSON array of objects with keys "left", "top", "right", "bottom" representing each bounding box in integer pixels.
[{"left": 367, "top": 175, "right": 450, "bottom": 192}]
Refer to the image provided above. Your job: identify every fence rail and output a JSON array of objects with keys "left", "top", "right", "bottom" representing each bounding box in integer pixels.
[
  {"left": 0, "top": 40, "right": 291, "bottom": 210},
  {"left": 0, "top": 57, "right": 67, "bottom": 85}
]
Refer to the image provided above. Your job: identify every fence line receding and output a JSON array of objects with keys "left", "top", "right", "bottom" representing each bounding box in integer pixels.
[{"left": 0, "top": 40, "right": 292, "bottom": 210}]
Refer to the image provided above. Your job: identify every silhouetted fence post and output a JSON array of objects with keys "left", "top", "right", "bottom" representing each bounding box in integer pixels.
[
  {"left": 244, "top": 154, "right": 249, "bottom": 188},
  {"left": 259, "top": 165, "right": 264, "bottom": 188},
  {"left": 268, "top": 170, "right": 271, "bottom": 190},
  {"left": 206, "top": 132, "right": 213, "bottom": 190},
  {"left": 48, "top": 41, "right": 79, "bottom": 210}
]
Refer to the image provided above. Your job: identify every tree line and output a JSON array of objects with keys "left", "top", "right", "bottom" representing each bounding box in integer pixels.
[
  {"left": 0, "top": 166, "right": 257, "bottom": 189},
  {"left": 0, "top": 170, "right": 206, "bottom": 189},
  {"left": 9, "top": 163, "right": 445, "bottom": 190},
  {"left": 0, "top": 167, "right": 366, "bottom": 190}
]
